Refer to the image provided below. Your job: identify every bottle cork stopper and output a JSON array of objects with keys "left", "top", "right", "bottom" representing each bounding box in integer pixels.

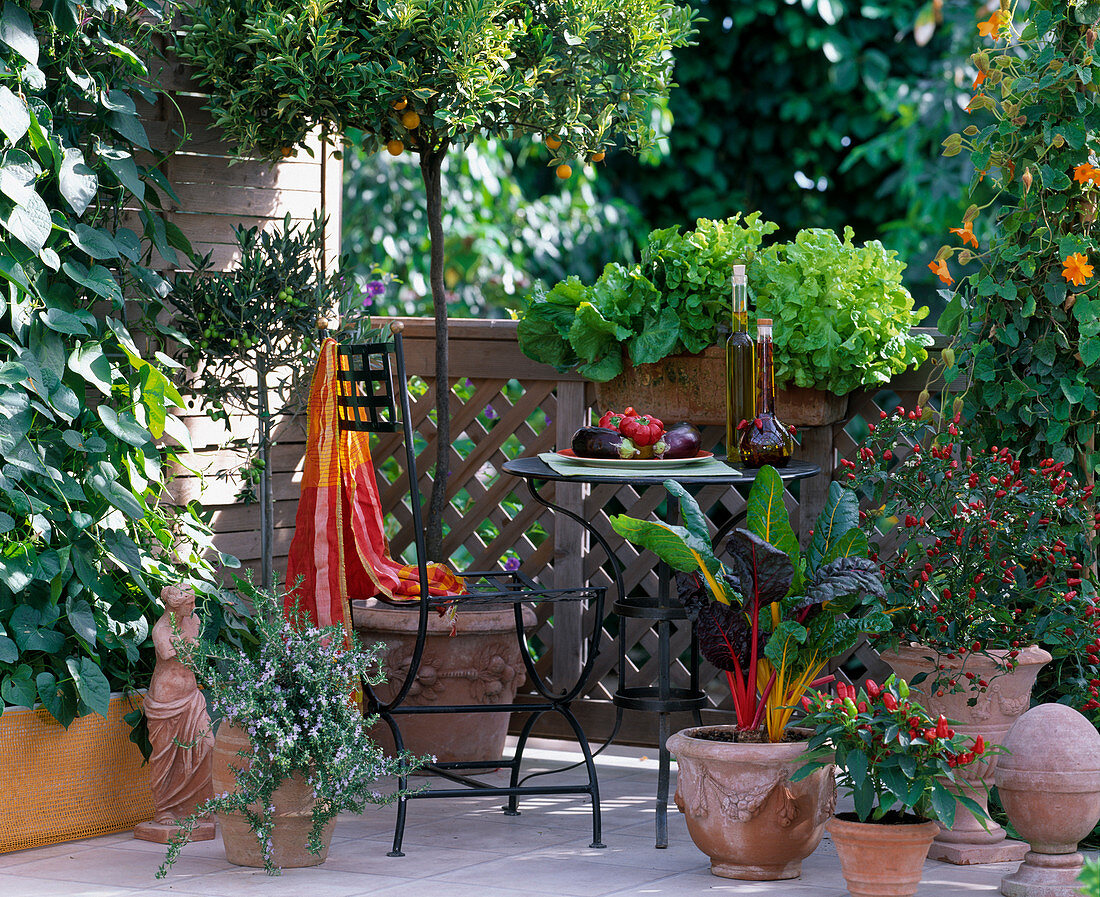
[
  {"left": 732, "top": 264, "right": 746, "bottom": 276},
  {"left": 758, "top": 318, "right": 773, "bottom": 326}
]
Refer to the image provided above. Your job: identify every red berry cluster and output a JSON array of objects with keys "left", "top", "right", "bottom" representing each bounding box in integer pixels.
[{"left": 846, "top": 407, "right": 1097, "bottom": 700}]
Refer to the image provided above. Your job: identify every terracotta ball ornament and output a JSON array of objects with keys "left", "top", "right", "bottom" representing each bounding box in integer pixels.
[
  {"left": 995, "top": 703, "right": 1100, "bottom": 897},
  {"left": 134, "top": 584, "right": 215, "bottom": 844}
]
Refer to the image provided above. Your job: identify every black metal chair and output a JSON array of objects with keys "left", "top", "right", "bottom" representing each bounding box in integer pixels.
[{"left": 337, "top": 321, "right": 606, "bottom": 856}]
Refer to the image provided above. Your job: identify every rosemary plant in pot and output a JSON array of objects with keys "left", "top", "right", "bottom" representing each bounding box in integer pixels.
[
  {"left": 157, "top": 580, "right": 422, "bottom": 876},
  {"left": 796, "top": 676, "right": 987, "bottom": 897},
  {"left": 851, "top": 406, "right": 1098, "bottom": 863},
  {"left": 610, "top": 467, "right": 888, "bottom": 880}
]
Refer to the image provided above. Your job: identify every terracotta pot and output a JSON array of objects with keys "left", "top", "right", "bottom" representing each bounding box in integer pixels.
[
  {"left": 827, "top": 814, "right": 939, "bottom": 897},
  {"left": 352, "top": 600, "right": 536, "bottom": 763},
  {"left": 996, "top": 703, "right": 1100, "bottom": 897},
  {"left": 212, "top": 722, "right": 335, "bottom": 869},
  {"left": 592, "top": 348, "right": 849, "bottom": 428},
  {"left": 667, "top": 726, "right": 835, "bottom": 880},
  {"left": 880, "top": 644, "right": 1051, "bottom": 864}
]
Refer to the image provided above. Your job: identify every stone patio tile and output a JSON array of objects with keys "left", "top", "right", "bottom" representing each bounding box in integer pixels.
[
  {"left": 0, "top": 873, "right": 145, "bottom": 897},
  {"left": 387, "top": 810, "right": 581, "bottom": 854},
  {"left": 5, "top": 845, "right": 229, "bottom": 889},
  {"left": 322, "top": 837, "right": 505, "bottom": 878},
  {"left": 423, "top": 851, "right": 672, "bottom": 897},
  {"left": 152, "top": 866, "right": 413, "bottom": 897}
]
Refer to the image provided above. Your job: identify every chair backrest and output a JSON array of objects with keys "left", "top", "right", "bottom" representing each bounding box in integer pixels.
[
  {"left": 335, "top": 323, "right": 430, "bottom": 589},
  {"left": 336, "top": 342, "right": 400, "bottom": 433}
]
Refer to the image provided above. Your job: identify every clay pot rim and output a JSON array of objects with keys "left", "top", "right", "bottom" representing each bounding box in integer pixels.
[
  {"left": 667, "top": 725, "right": 820, "bottom": 762},
  {"left": 882, "top": 643, "right": 1053, "bottom": 667},
  {"left": 826, "top": 813, "right": 940, "bottom": 837}
]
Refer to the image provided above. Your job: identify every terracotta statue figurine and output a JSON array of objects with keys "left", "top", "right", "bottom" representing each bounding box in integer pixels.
[{"left": 134, "top": 584, "right": 216, "bottom": 843}]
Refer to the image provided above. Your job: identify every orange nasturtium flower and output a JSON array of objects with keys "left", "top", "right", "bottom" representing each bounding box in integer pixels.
[
  {"left": 977, "top": 11, "right": 1002, "bottom": 39},
  {"left": 972, "top": 70, "right": 987, "bottom": 90},
  {"left": 950, "top": 221, "right": 979, "bottom": 248},
  {"left": 1062, "top": 253, "right": 1094, "bottom": 287},
  {"left": 928, "top": 259, "right": 954, "bottom": 285},
  {"left": 1073, "top": 163, "right": 1100, "bottom": 185}
]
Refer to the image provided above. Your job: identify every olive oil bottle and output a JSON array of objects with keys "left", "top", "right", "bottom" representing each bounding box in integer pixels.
[
  {"left": 740, "top": 318, "right": 795, "bottom": 467},
  {"left": 725, "top": 264, "right": 754, "bottom": 464}
]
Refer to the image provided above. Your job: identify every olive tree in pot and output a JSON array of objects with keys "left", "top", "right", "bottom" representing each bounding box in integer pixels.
[
  {"left": 610, "top": 468, "right": 889, "bottom": 880},
  {"left": 177, "top": 0, "right": 697, "bottom": 561},
  {"left": 851, "top": 406, "right": 1097, "bottom": 863},
  {"left": 171, "top": 217, "right": 339, "bottom": 590},
  {"left": 795, "top": 676, "right": 988, "bottom": 897}
]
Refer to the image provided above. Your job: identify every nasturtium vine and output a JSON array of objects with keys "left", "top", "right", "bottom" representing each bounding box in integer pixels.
[{"left": 938, "top": 0, "right": 1100, "bottom": 479}]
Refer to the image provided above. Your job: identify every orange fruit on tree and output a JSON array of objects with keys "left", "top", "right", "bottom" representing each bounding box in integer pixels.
[
  {"left": 556, "top": 163, "right": 572, "bottom": 179},
  {"left": 393, "top": 97, "right": 408, "bottom": 110},
  {"left": 591, "top": 151, "right": 605, "bottom": 163},
  {"left": 280, "top": 146, "right": 294, "bottom": 158},
  {"left": 401, "top": 110, "right": 420, "bottom": 129},
  {"left": 386, "top": 139, "right": 404, "bottom": 156},
  {"left": 545, "top": 135, "right": 562, "bottom": 150}
]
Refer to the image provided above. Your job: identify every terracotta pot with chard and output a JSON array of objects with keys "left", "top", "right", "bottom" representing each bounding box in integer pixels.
[
  {"left": 795, "top": 675, "right": 988, "bottom": 897},
  {"left": 610, "top": 467, "right": 889, "bottom": 880},
  {"left": 846, "top": 406, "right": 1099, "bottom": 860}
]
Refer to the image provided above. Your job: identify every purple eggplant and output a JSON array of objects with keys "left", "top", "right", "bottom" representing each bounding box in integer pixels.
[
  {"left": 571, "top": 426, "right": 637, "bottom": 459},
  {"left": 661, "top": 422, "right": 702, "bottom": 459}
]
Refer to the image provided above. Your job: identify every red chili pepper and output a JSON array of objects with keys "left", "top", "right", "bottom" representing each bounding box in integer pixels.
[
  {"left": 882, "top": 693, "right": 898, "bottom": 712},
  {"left": 865, "top": 679, "right": 881, "bottom": 699},
  {"left": 936, "top": 715, "right": 950, "bottom": 739},
  {"left": 620, "top": 414, "right": 665, "bottom": 447},
  {"left": 973, "top": 735, "right": 985, "bottom": 754},
  {"left": 923, "top": 728, "right": 938, "bottom": 743}
]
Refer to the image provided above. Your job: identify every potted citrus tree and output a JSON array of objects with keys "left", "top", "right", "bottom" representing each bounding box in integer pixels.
[
  {"left": 610, "top": 467, "right": 889, "bottom": 880},
  {"left": 852, "top": 405, "right": 1097, "bottom": 863},
  {"left": 157, "top": 579, "right": 423, "bottom": 876},
  {"left": 795, "top": 676, "right": 987, "bottom": 897},
  {"left": 518, "top": 221, "right": 932, "bottom": 427}
]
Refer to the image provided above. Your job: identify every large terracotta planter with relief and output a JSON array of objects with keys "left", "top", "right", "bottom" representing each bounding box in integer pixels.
[
  {"left": 827, "top": 813, "right": 939, "bottom": 897},
  {"left": 352, "top": 599, "right": 536, "bottom": 763},
  {"left": 881, "top": 644, "right": 1051, "bottom": 864},
  {"left": 212, "top": 722, "right": 334, "bottom": 868},
  {"left": 593, "top": 348, "right": 848, "bottom": 427},
  {"left": 667, "top": 725, "right": 835, "bottom": 880}
]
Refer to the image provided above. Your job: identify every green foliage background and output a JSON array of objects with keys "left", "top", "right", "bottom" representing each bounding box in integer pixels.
[
  {"left": 342, "top": 0, "right": 982, "bottom": 315},
  {"left": 0, "top": 0, "right": 225, "bottom": 725}
]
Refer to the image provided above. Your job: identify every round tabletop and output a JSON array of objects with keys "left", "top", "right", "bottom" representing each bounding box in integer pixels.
[{"left": 501, "top": 455, "right": 820, "bottom": 487}]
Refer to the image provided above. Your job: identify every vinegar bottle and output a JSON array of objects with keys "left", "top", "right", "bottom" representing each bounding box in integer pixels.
[
  {"left": 725, "top": 264, "right": 754, "bottom": 464},
  {"left": 740, "top": 318, "right": 794, "bottom": 467}
]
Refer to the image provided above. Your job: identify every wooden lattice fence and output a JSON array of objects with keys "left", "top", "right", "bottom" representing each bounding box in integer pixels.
[{"left": 367, "top": 318, "right": 958, "bottom": 744}]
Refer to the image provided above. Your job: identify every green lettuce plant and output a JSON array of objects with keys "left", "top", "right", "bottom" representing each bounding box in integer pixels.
[
  {"left": 517, "top": 213, "right": 777, "bottom": 380},
  {"left": 750, "top": 227, "right": 932, "bottom": 395}
]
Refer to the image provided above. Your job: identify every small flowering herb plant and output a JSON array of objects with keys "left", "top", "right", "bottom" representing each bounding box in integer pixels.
[
  {"left": 793, "top": 675, "right": 987, "bottom": 825},
  {"left": 158, "top": 579, "right": 423, "bottom": 876},
  {"left": 845, "top": 407, "right": 1097, "bottom": 695}
]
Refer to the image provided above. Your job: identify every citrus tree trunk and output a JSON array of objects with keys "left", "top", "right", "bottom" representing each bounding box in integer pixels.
[{"left": 420, "top": 142, "right": 449, "bottom": 562}]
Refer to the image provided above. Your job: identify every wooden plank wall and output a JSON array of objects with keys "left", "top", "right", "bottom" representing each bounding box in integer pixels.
[{"left": 146, "top": 40, "right": 341, "bottom": 582}]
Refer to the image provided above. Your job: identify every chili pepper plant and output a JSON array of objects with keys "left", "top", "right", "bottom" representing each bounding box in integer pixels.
[
  {"left": 611, "top": 467, "right": 889, "bottom": 741},
  {"left": 846, "top": 406, "right": 1098, "bottom": 700},
  {"left": 794, "top": 675, "right": 987, "bottom": 826}
]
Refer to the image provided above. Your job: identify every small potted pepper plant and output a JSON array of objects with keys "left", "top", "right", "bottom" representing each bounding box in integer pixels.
[
  {"left": 610, "top": 467, "right": 889, "bottom": 880},
  {"left": 848, "top": 404, "right": 1098, "bottom": 862},
  {"left": 157, "top": 578, "right": 423, "bottom": 876},
  {"left": 794, "top": 675, "right": 987, "bottom": 897}
]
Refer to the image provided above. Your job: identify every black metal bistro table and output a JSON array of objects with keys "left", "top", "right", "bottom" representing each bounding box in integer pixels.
[{"left": 501, "top": 456, "right": 820, "bottom": 848}]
